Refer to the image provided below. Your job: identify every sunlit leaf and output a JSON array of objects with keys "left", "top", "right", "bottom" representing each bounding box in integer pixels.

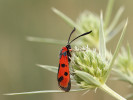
[
  {"left": 106, "top": 20, "right": 126, "bottom": 42},
  {"left": 112, "top": 69, "right": 133, "bottom": 84},
  {"left": 99, "top": 11, "right": 106, "bottom": 58},
  {"left": 106, "top": 7, "right": 124, "bottom": 35},
  {"left": 52, "top": 8, "right": 84, "bottom": 33},
  {"left": 75, "top": 70, "right": 100, "bottom": 86},
  {"left": 26, "top": 36, "right": 67, "bottom": 45},
  {"left": 37, "top": 64, "right": 58, "bottom": 73},
  {"left": 4, "top": 89, "right": 87, "bottom": 95},
  {"left": 104, "top": 19, "right": 128, "bottom": 82},
  {"left": 104, "top": 0, "right": 115, "bottom": 28}
]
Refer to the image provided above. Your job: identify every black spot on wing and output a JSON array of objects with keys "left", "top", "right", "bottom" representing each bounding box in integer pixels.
[
  {"left": 61, "top": 64, "right": 65, "bottom": 67},
  {"left": 58, "top": 76, "right": 64, "bottom": 82},
  {"left": 64, "top": 72, "right": 68, "bottom": 76}
]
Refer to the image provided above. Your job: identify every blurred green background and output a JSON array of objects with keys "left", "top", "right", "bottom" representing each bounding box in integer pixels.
[{"left": 0, "top": 0, "right": 133, "bottom": 100}]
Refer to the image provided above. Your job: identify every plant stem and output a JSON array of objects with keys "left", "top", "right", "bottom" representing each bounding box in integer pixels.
[{"left": 100, "top": 84, "right": 126, "bottom": 100}]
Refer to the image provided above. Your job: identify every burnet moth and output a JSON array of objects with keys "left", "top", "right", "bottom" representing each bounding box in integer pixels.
[{"left": 57, "top": 27, "right": 92, "bottom": 92}]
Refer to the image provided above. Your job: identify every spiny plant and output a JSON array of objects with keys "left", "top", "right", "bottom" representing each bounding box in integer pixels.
[
  {"left": 4, "top": 0, "right": 133, "bottom": 100},
  {"left": 114, "top": 44, "right": 133, "bottom": 100}
]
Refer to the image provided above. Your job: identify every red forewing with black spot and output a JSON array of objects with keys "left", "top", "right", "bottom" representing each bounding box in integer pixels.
[
  {"left": 57, "top": 27, "right": 92, "bottom": 92},
  {"left": 57, "top": 46, "right": 71, "bottom": 92}
]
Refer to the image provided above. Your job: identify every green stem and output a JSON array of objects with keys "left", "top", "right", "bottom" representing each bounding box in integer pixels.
[{"left": 100, "top": 84, "right": 126, "bottom": 100}]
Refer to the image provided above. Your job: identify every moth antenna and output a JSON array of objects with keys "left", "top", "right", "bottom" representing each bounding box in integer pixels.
[
  {"left": 67, "top": 27, "right": 76, "bottom": 44},
  {"left": 69, "top": 31, "right": 92, "bottom": 44}
]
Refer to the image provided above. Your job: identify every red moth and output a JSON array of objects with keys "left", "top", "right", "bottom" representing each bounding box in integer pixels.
[{"left": 57, "top": 27, "right": 92, "bottom": 92}]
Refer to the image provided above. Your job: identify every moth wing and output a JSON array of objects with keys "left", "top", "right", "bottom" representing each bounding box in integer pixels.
[{"left": 57, "top": 51, "right": 71, "bottom": 92}]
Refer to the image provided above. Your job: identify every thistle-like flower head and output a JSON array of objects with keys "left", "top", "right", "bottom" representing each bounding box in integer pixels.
[
  {"left": 76, "top": 11, "right": 100, "bottom": 47},
  {"left": 115, "top": 45, "right": 133, "bottom": 85},
  {"left": 71, "top": 46, "right": 108, "bottom": 89}
]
